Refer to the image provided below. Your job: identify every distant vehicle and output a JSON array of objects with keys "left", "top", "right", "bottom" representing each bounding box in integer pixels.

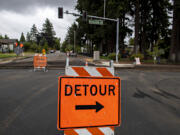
[
  {"left": 50, "top": 50, "right": 55, "bottom": 53},
  {"left": 69, "top": 52, "right": 77, "bottom": 57}
]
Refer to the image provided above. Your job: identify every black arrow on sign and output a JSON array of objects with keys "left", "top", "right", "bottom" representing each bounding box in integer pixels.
[{"left": 75, "top": 101, "right": 104, "bottom": 113}]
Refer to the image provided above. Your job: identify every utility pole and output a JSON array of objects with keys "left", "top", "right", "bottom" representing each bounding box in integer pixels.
[
  {"left": 104, "top": 0, "right": 106, "bottom": 18},
  {"left": 74, "top": 30, "right": 76, "bottom": 53},
  {"left": 116, "top": 18, "right": 119, "bottom": 63}
]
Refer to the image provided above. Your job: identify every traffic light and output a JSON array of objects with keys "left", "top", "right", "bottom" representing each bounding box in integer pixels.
[
  {"left": 20, "top": 43, "right": 23, "bottom": 48},
  {"left": 82, "top": 11, "right": 87, "bottom": 21},
  {"left": 15, "top": 42, "right": 18, "bottom": 47},
  {"left": 58, "top": 7, "right": 63, "bottom": 18}
]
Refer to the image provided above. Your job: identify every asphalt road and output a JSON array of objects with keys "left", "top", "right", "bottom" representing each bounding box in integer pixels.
[
  {"left": 0, "top": 69, "right": 179, "bottom": 135},
  {"left": 0, "top": 52, "right": 91, "bottom": 69}
]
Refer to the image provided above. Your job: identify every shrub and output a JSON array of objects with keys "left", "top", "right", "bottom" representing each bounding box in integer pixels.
[
  {"left": 23, "top": 42, "right": 31, "bottom": 51},
  {"left": 43, "top": 42, "right": 49, "bottom": 52},
  {"left": 147, "top": 46, "right": 164, "bottom": 58},
  {"left": 108, "top": 53, "right": 121, "bottom": 60},
  {"left": 37, "top": 45, "right": 43, "bottom": 53},
  {"left": 75, "top": 45, "right": 81, "bottom": 53},
  {"left": 130, "top": 53, "right": 144, "bottom": 60},
  {"left": 65, "top": 44, "right": 73, "bottom": 52},
  {"left": 30, "top": 43, "right": 38, "bottom": 52}
]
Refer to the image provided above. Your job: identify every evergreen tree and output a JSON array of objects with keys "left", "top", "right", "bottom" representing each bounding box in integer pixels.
[
  {"left": 169, "top": 0, "right": 180, "bottom": 62},
  {"left": 39, "top": 37, "right": 47, "bottom": 46},
  {"left": 41, "top": 18, "right": 56, "bottom": 48},
  {"left": 4, "top": 34, "right": 9, "bottom": 39},
  {"left": 30, "top": 24, "right": 38, "bottom": 42},
  {"left": 131, "top": 0, "right": 172, "bottom": 58},
  {"left": 134, "top": 0, "right": 140, "bottom": 54},
  {"left": 26, "top": 32, "right": 31, "bottom": 42},
  {"left": 54, "top": 38, "right": 61, "bottom": 50},
  {"left": 73, "top": 0, "right": 173, "bottom": 58},
  {"left": 65, "top": 23, "right": 78, "bottom": 45},
  {"left": 20, "top": 32, "right": 26, "bottom": 43},
  {"left": 74, "top": 0, "right": 133, "bottom": 55},
  {"left": 0, "top": 34, "right": 3, "bottom": 39}
]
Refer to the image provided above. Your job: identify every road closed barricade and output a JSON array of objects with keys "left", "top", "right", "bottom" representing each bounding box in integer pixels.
[
  {"left": 33, "top": 54, "right": 47, "bottom": 72},
  {"left": 57, "top": 61, "right": 121, "bottom": 135}
]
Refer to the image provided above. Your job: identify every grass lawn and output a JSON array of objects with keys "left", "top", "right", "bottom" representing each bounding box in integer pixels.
[
  {"left": 100, "top": 56, "right": 110, "bottom": 60},
  {"left": 100, "top": 55, "right": 170, "bottom": 64},
  {"left": 100, "top": 56, "right": 133, "bottom": 63},
  {"left": 142, "top": 59, "right": 168, "bottom": 64},
  {"left": 0, "top": 53, "right": 16, "bottom": 59},
  {"left": 23, "top": 52, "right": 35, "bottom": 56}
]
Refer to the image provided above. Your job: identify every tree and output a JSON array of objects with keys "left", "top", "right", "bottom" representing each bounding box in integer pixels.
[
  {"left": 43, "top": 42, "right": 49, "bottom": 52},
  {"left": 20, "top": 32, "right": 25, "bottom": 43},
  {"left": 54, "top": 38, "right": 61, "bottom": 50},
  {"left": 30, "top": 24, "right": 38, "bottom": 42},
  {"left": 134, "top": 0, "right": 140, "bottom": 54},
  {"left": 169, "top": 0, "right": 180, "bottom": 62},
  {"left": 0, "top": 34, "right": 3, "bottom": 39},
  {"left": 23, "top": 42, "right": 31, "bottom": 51},
  {"left": 132, "top": 0, "right": 172, "bottom": 58},
  {"left": 65, "top": 0, "right": 172, "bottom": 60},
  {"left": 26, "top": 32, "right": 31, "bottom": 42},
  {"left": 65, "top": 23, "right": 78, "bottom": 45},
  {"left": 74, "top": 0, "right": 133, "bottom": 55},
  {"left": 129, "top": 38, "right": 134, "bottom": 46},
  {"left": 41, "top": 18, "right": 56, "bottom": 48},
  {"left": 4, "top": 34, "right": 9, "bottom": 39},
  {"left": 39, "top": 37, "right": 47, "bottom": 46},
  {"left": 149, "top": 0, "right": 171, "bottom": 51},
  {"left": 61, "top": 41, "right": 68, "bottom": 52}
]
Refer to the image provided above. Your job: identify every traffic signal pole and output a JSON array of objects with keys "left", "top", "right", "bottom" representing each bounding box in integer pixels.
[
  {"left": 63, "top": 11, "right": 120, "bottom": 63},
  {"left": 116, "top": 18, "right": 119, "bottom": 63}
]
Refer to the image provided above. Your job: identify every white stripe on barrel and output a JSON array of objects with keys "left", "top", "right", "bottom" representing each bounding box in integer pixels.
[
  {"left": 65, "top": 66, "right": 114, "bottom": 76},
  {"left": 75, "top": 129, "right": 92, "bottom": 135},
  {"left": 99, "top": 127, "right": 114, "bottom": 135}
]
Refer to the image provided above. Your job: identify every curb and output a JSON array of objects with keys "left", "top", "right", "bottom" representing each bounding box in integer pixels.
[
  {"left": 0, "top": 65, "right": 179, "bottom": 71},
  {"left": 0, "top": 56, "right": 32, "bottom": 64}
]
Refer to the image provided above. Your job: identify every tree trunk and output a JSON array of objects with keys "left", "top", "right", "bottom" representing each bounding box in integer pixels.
[
  {"left": 169, "top": 0, "right": 180, "bottom": 62},
  {"left": 134, "top": 0, "right": 140, "bottom": 54}
]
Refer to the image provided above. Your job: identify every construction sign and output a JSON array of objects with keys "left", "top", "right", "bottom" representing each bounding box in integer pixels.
[
  {"left": 33, "top": 54, "right": 47, "bottom": 72},
  {"left": 57, "top": 76, "right": 121, "bottom": 130}
]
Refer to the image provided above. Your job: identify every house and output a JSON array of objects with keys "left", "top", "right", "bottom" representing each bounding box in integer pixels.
[{"left": 0, "top": 39, "right": 17, "bottom": 53}]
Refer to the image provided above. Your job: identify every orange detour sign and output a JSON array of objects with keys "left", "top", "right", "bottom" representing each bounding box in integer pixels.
[{"left": 57, "top": 76, "right": 121, "bottom": 130}]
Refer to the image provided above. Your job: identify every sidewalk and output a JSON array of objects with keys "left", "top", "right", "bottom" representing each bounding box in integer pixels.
[
  {"left": 80, "top": 56, "right": 180, "bottom": 71},
  {"left": 135, "top": 64, "right": 180, "bottom": 71},
  {"left": 79, "top": 55, "right": 135, "bottom": 68}
]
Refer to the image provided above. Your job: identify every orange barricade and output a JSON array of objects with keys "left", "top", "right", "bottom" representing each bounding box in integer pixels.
[{"left": 33, "top": 54, "right": 47, "bottom": 72}]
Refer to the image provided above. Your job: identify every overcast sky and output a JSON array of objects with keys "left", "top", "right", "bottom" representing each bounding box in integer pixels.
[{"left": 0, "top": 0, "right": 77, "bottom": 42}]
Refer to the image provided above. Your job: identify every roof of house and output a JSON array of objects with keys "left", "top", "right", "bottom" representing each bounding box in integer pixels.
[{"left": 0, "top": 39, "right": 18, "bottom": 44}]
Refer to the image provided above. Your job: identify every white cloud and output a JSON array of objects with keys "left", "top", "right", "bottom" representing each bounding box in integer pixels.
[{"left": 0, "top": 6, "right": 77, "bottom": 42}]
